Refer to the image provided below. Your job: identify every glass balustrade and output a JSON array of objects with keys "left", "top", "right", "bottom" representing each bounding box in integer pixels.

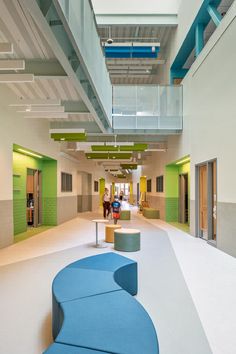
[
  {"left": 54, "top": 0, "right": 112, "bottom": 126},
  {"left": 112, "top": 85, "right": 183, "bottom": 131}
]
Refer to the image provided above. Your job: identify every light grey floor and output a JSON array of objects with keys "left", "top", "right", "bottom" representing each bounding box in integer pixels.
[{"left": 0, "top": 214, "right": 212, "bottom": 354}]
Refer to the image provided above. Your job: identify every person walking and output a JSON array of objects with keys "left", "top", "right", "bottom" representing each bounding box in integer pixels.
[
  {"left": 111, "top": 197, "right": 121, "bottom": 224},
  {"left": 119, "top": 190, "right": 124, "bottom": 201},
  {"left": 103, "top": 188, "right": 111, "bottom": 218}
]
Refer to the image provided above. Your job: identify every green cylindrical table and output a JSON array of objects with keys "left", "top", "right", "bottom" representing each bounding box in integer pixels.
[
  {"left": 114, "top": 228, "right": 140, "bottom": 252},
  {"left": 120, "top": 210, "right": 131, "bottom": 220}
]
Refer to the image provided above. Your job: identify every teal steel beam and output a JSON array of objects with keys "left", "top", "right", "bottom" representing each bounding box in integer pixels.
[
  {"left": 195, "top": 23, "right": 204, "bottom": 57},
  {"left": 170, "top": 69, "right": 188, "bottom": 84},
  {"left": 207, "top": 4, "right": 222, "bottom": 27}
]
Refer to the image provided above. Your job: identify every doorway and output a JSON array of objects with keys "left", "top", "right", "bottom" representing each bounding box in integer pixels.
[
  {"left": 137, "top": 183, "right": 139, "bottom": 205},
  {"left": 77, "top": 171, "right": 92, "bottom": 212},
  {"left": 196, "top": 160, "right": 217, "bottom": 242},
  {"left": 115, "top": 183, "right": 130, "bottom": 201},
  {"left": 26, "top": 169, "right": 42, "bottom": 228},
  {"left": 179, "top": 173, "right": 188, "bottom": 224}
]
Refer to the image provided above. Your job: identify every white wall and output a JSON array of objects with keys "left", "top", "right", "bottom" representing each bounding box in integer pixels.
[
  {"left": 0, "top": 85, "right": 59, "bottom": 202},
  {"left": 143, "top": 3, "right": 236, "bottom": 256},
  {"left": 182, "top": 3, "right": 236, "bottom": 203},
  {"left": 92, "top": 0, "right": 180, "bottom": 14}
]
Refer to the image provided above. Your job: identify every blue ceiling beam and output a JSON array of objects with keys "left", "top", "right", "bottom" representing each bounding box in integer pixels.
[{"left": 104, "top": 46, "right": 160, "bottom": 59}]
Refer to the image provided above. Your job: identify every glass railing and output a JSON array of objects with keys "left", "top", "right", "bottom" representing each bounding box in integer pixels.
[
  {"left": 47, "top": 0, "right": 112, "bottom": 127},
  {"left": 112, "top": 85, "right": 183, "bottom": 131}
]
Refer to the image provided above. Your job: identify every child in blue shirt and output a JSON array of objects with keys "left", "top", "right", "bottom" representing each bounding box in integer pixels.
[{"left": 111, "top": 198, "right": 121, "bottom": 224}]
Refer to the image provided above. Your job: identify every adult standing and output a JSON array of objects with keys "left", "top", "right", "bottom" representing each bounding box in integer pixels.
[
  {"left": 119, "top": 190, "right": 124, "bottom": 201},
  {"left": 103, "top": 188, "right": 111, "bottom": 218}
]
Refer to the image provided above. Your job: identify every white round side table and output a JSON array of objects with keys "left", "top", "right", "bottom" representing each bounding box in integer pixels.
[{"left": 92, "top": 219, "right": 109, "bottom": 248}]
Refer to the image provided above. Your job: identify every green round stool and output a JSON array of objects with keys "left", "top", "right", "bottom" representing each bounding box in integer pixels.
[
  {"left": 143, "top": 208, "right": 159, "bottom": 219},
  {"left": 120, "top": 210, "right": 131, "bottom": 220},
  {"left": 114, "top": 228, "right": 140, "bottom": 252}
]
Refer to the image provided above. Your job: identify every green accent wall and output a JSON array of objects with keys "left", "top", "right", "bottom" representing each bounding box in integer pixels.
[
  {"left": 13, "top": 151, "right": 57, "bottom": 235},
  {"left": 42, "top": 160, "right": 57, "bottom": 225},
  {"left": 165, "top": 161, "right": 190, "bottom": 222}
]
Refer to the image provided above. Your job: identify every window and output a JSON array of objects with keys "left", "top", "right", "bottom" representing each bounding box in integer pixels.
[
  {"left": 94, "top": 180, "right": 98, "bottom": 192},
  {"left": 61, "top": 172, "right": 72, "bottom": 192},
  {"left": 156, "top": 176, "right": 164, "bottom": 192},
  {"left": 147, "top": 179, "right": 152, "bottom": 192}
]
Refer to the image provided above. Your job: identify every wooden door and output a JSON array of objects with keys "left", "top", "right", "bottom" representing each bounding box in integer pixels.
[
  {"left": 27, "top": 175, "right": 34, "bottom": 193},
  {"left": 213, "top": 161, "right": 217, "bottom": 240},
  {"left": 179, "top": 175, "right": 185, "bottom": 223},
  {"left": 199, "top": 165, "right": 207, "bottom": 233},
  {"left": 33, "top": 170, "right": 39, "bottom": 227},
  {"left": 33, "top": 170, "right": 42, "bottom": 227},
  {"left": 137, "top": 183, "right": 139, "bottom": 205},
  {"left": 179, "top": 174, "right": 189, "bottom": 223}
]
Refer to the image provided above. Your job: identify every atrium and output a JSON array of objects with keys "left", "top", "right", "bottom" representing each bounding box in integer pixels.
[{"left": 0, "top": 1, "right": 236, "bottom": 354}]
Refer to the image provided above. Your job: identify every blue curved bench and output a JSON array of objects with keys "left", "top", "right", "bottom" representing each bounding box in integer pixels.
[{"left": 44, "top": 252, "right": 159, "bottom": 354}]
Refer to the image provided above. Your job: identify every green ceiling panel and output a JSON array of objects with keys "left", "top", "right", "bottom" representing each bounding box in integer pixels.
[
  {"left": 121, "top": 144, "right": 147, "bottom": 151},
  {"left": 91, "top": 145, "right": 118, "bottom": 151},
  {"left": 51, "top": 133, "right": 87, "bottom": 141},
  {"left": 86, "top": 152, "right": 132, "bottom": 160},
  {"left": 91, "top": 144, "right": 147, "bottom": 152},
  {"left": 121, "top": 164, "right": 138, "bottom": 170}
]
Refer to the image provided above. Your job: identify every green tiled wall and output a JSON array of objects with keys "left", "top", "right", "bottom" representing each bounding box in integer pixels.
[
  {"left": 13, "top": 199, "right": 26, "bottom": 234},
  {"left": 13, "top": 151, "right": 57, "bottom": 235},
  {"left": 165, "top": 161, "right": 190, "bottom": 222},
  {"left": 165, "top": 197, "right": 179, "bottom": 222},
  {"left": 43, "top": 198, "right": 57, "bottom": 225}
]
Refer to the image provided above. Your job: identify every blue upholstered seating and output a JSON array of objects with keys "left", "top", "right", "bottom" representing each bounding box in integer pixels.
[
  {"left": 45, "top": 343, "right": 109, "bottom": 354},
  {"left": 43, "top": 252, "right": 159, "bottom": 354}
]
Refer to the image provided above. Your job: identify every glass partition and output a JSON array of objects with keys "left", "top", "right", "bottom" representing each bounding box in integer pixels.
[
  {"left": 113, "top": 85, "right": 183, "bottom": 131},
  {"left": 56, "top": 0, "right": 112, "bottom": 125}
]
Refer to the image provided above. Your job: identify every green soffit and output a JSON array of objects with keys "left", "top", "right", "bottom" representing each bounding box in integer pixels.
[
  {"left": 86, "top": 152, "right": 132, "bottom": 160},
  {"left": 91, "top": 144, "right": 147, "bottom": 152},
  {"left": 166, "top": 155, "right": 190, "bottom": 167},
  {"left": 13, "top": 144, "right": 53, "bottom": 160},
  {"left": 51, "top": 133, "right": 87, "bottom": 141}
]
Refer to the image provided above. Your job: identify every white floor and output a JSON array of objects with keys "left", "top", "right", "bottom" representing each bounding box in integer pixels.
[{"left": 0, "top": 210, "right": 236, "bottom": 354}]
